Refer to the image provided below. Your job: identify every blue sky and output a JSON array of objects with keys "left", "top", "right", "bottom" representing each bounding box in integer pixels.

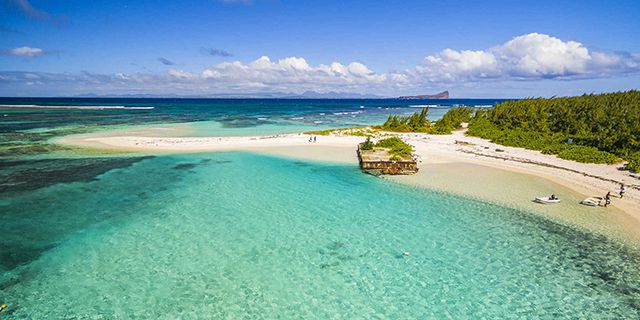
[{"left": 1, "top": 0, "right": 639, "bottom": 97}]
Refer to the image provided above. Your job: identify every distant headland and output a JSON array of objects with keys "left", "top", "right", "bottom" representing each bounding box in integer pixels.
[{"left": 398, "top": 91, "right": 449, "bottom": 99}]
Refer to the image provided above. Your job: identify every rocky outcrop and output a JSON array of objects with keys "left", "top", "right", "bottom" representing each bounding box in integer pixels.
[
  {"left": 357, "top": 145, "right": 418, "bottom": 175},
  {"left": 398, "top": 91, "right": 449, "bottom": 99}
]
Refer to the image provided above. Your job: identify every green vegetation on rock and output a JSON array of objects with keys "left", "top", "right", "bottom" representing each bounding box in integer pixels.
[
  {"left": 360, "top": 137, "right": 374, "bottom": 150},
  {"left": 375, "top": 137, "right": 414, "bottom": 159}
]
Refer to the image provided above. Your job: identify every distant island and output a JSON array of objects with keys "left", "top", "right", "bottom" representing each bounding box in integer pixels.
[
  {"left": 74, "top": 91, "right": 386, "bottom": 99},
  {"left": 398, "top": 91, "right": 449, "bottom": 99}
]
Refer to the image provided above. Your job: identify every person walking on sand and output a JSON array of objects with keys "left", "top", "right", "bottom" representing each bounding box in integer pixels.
[
  {"left": 619, "top": 184, "right": 626, "bottom": 198},
  {"left": 605, "top": 192, "right": 611, "bottom": 207},
  {"left": 313, "top": 136, "right": 317, "bottom": 143}
]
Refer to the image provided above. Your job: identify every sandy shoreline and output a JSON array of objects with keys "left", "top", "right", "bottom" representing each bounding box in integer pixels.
[{"left": 58, "top": 129, "right": 640, "bottom": 245}]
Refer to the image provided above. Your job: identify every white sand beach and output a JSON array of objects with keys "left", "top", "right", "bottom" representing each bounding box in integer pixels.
[{"left": 58, "top": 128, "right": 640, "bottom": 244}]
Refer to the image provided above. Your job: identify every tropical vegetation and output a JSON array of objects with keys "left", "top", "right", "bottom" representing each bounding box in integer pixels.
[
  {"left": 432, "top": 107, "right": 473, "bottom": 134},
  {"left": 378, "top": 108, "right": 430, "bottom": 132},
  {"left": 374, "top": 137, "right": 414, "bottom": 160},
  {"left": 466, "top": 91, "right": 640, "bottom": 169},
  {"left": 360, "top": 136, "right": 414, "bottom": 161},
  {"left": 360, "top": 137, "right": 374, "bottom": 150},
  {"left": 378, "top": 106, "right": 474, "bottom": 134}
]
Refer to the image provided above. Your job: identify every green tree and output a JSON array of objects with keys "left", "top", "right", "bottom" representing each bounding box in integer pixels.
[
  {"left": 467, "top": 91, "right": 640, "bottom": 165},
  {"left": 380, "top": 108, "right": 431, "bottom": 132}
]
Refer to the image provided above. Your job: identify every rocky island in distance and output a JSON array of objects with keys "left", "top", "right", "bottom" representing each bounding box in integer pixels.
[{"left": 398, "top": 90, "right": 449, "bottom": 99}]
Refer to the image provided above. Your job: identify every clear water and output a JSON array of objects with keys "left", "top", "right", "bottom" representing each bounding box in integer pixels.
[
  {"left": 1, "top": 97, "right": 504, "bottom": 159},
  {"left": 2, "top": 152, "right": 639, "bottom": 318},
  {"left": 2, "top": 98, "right": 640, "bottom": 318},
  {"left": 0, "top": 97, "right": 502, "bottom": 136}
]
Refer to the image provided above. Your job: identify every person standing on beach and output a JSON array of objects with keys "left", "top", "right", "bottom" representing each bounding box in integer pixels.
[
  {"left": 620, "top": 184, "right": 626, "bottom": 198},
  {"left": 605, "top": 192, "right": 611, "bottom": 207},
  {"left": 313, "top": 136, "right": 317, "bottom": 143}
]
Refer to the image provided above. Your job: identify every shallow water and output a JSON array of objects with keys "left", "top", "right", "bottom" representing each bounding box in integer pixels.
[
  {"left": 2, "top": 98, "right": 639, "bottom": 318},
  {"left": 391, "top": 162, "right": 640, "bottom": 244},
  {"left": 1, "top": 98, "right": 500, "bottom": 159},
  {"left": 2, "top": 152, "right": 639, "bottom": 318}
]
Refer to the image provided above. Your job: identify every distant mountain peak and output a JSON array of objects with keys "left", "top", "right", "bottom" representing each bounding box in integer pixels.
[{"left": 398, "top": 91, "right": 449, "bottom": 99}]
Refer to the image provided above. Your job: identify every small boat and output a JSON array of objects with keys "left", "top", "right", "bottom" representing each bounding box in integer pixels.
[
  {"left": 534, "top": 196, "right": 561, "bottom": 204},
  {"left": 581, "top": 196, "right": 603, "bottom": 206}
]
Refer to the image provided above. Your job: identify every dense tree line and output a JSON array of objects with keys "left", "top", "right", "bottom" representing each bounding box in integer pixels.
[
  {"left": 379, "top": 108, "right": 430, "bottom": 132},
  {"left": 466, "top": 91, "right": 640, "bottom": 170},
  {"left": 432, "top": 107, "right": 473, "bottom": 134},
  {"left": 379, "top": 106, "right": 476, "bottom": 134}
]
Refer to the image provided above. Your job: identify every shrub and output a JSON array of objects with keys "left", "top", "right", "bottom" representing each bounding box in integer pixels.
[
  {"left": 625, "top": 152, "right": 640, "bottom": 172},
  {"left": 348, "top": 130, "right": 370, "bottom": 137},
  {"left": 556, "top": 146, "right": 620, "bottom": 164},
  {"left": 304, "top": 126, "right": 371, "bottom": 136},
  {"left": 360, "top": 137, "right": 374, "bottom": 150},
  {"left": 375, "top": 137, "right": 405, "bottom": 148},
  {"left": 375, "top": 137, "right": 414, "bottom": 159}
]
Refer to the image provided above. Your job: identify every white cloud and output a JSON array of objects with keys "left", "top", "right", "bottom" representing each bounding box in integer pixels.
[
  {"left": 417, "top": 33, "right": 640, "bottom": 82},
  {"left": 168, "top": 69, "right": 196, "bottom": 80},
  {"left": 496, "top": 33, "right": 591, "bottom": 77},
  {"left": 2, "top": 33, "right": 639, "bottom": 96},
  {"left": 416, "top": 49, "right": 499, "bottom": 81},
  {"left": 199, "top": 56, "right": 388, "bottom": 92},
  {"left": 9, "top": 46, "right": 44, "bottom": 57}
]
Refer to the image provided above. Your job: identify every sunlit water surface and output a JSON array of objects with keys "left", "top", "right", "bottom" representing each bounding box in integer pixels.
[{"left": 2, "top": 152, "right": 639, "bottom": 319}]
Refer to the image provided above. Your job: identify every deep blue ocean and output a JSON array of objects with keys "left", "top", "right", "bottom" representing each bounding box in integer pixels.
[{"left": 0, "top": 97, "right": 506, "bottom": 136}]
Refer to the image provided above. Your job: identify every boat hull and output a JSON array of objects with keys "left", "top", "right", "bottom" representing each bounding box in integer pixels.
[
  {"left": 580, "top": 197, "right": 603, "bottom": 206},
  {"left": 534, "top": 197, "right": 560, "bottom": 204}
]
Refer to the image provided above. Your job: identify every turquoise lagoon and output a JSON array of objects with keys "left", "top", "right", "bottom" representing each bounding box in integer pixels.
[
  {"left": 2, "top": 152, "right": 640, "bottom": 318},
  {"left": 1, "top": 98, "right": 640, "bottom": 318}
]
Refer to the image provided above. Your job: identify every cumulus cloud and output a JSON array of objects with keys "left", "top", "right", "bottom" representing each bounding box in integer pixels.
[
  {"left": 417, "top": 33, "right": 640, "bottom": 81},
  {"left": 416, "top": 49, "right": 500, "bottom": 81},
  {"left": 200, "top": 56, "right": 390, "bottom": 92},
  {"left": 5, "top": 46, "right": 44, "bottom": 57},
  {"left": 1, "top": 33, "right": 639, "bottom": 96},
  {"left": 201, "top": 48, "right": 233, "bottom": 57},
  {"left": 158, "top": 57, "right": 175, "bottom": 66}
]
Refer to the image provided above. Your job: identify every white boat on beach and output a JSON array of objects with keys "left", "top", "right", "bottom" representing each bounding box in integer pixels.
[
  {"left": 534, "top": 196, "right": 561, "bottom": 204},
  {"left": 581, "top": 196, "right": 603, "bottom": 206}
]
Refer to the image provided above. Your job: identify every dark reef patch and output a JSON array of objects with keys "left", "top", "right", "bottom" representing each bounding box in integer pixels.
[
  {"left": 0, "top": 156, "right": 153, "bottom": 194},
  {"left": 0, "top": 242, "right": 56, "bottom": 272},
  {"left": 173, "top": 163, "right": 199, "bottom": 170},
  {"left": 293, "top": 161, "right": 310, "bottom": 167}
]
